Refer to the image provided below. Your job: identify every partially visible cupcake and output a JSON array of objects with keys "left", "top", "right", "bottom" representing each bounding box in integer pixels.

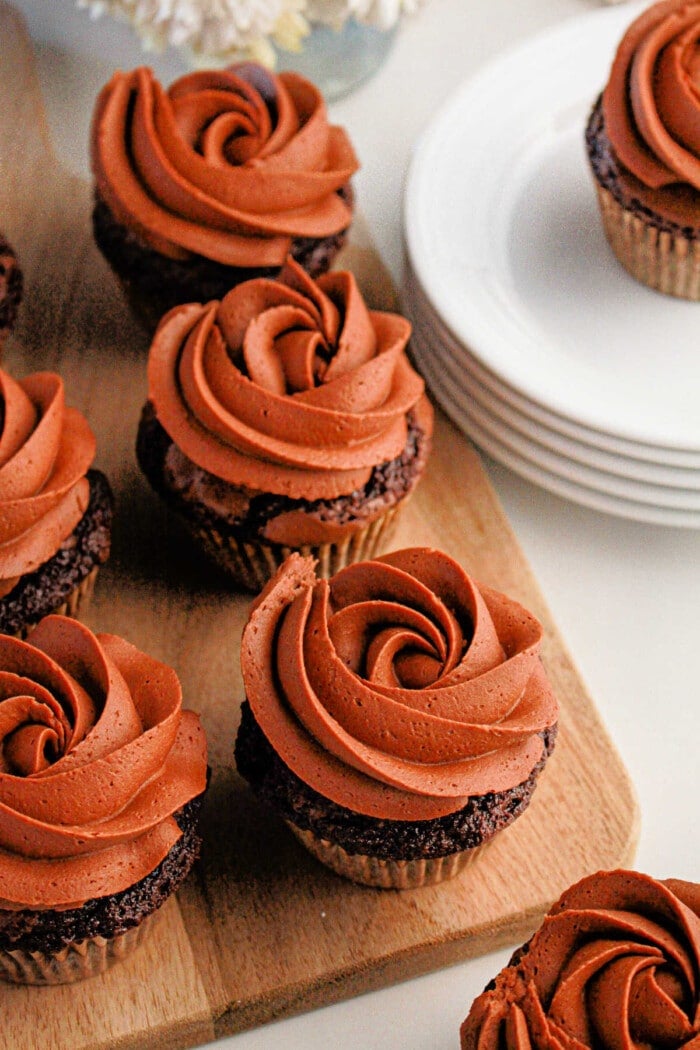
[
  {"left": 0, "top": 230, "right": 22, "bottom": 352},
  {"left": 91, "top": 62, "right": 359, "bottom": 329},
  {"left": 0, "top": 615, "right": 208, "bottom": 984},
  {"left": 235, "top": 548, "right": 559, "bottom": 889},
  {"left": 0, "top": 367, "right": 113, "bottom": 637},
  {"left": 136, "top": 258, "right": 433, "bottom": 591},
  {"left": 460, "top": 869, "right": 700, "bottom": 1048},
  {"left": 586, "top": 0, "right": 700, "bottom": 298}
]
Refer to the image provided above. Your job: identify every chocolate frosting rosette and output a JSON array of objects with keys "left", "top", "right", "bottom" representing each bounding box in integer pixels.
[
  {"left": 586, "top": 0, "right": 700, "bottom": 298},
  {"left": 0, "top": 367, "right": 113, "bottom": 636},
  {"left": 137, "top": 258, "right": 433, "bottom": 591},
  {"left": 0, "top": 615, "right": 208, "bottom": 985},
  {"left": 235, "top": 548, "right": 559, "bottom": 888},
  {"left": 460, "top": 869, "right": 700, "bottom": 1050},
  {"left": 91, "top": 62, "right": 359, "bottom": 327}
]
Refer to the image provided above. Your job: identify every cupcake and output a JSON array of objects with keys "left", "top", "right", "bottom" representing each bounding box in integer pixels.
[
  {"left": 460, "top": 869, "right": 700, "bottom": 1048},
  {"left": 0, "top": 614, "right": 208, "bottom": 985},
  {"left": 91, "top": 62, "right": 359, "bottom": 329},
  {"left": 0, "top": 367, "right": 113, "bottom": 637},
  {"left": 0, "top": 230, "right": 22, "bottom": 352},
  {"left": 136, "top": 258, "right": 433, "bottom": 591},
  {"left": 235, "top": 547, "right": 559, "bottom": 889},
  {"left": 586, "top": 0, "right": 700, "bottom": 298}
]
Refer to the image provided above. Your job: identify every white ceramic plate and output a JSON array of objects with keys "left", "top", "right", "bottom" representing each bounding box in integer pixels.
[
  {"left": 406, "top": 273, "right": 700, "bottom": 487},
  {"left": 403, "top": 0, "right": 700, "bottom": 451},
  {"left": 411, "top": 323, "right": 700, "bottom": 513},
  {"left": 403, "top": 263, "right": 700, "bottom": 470},
  {"left": 409, "top": 304, "right": 700, "bottom": 494},
  {"left": 411, "top": 331, "right": 700, "bottom": 529}
]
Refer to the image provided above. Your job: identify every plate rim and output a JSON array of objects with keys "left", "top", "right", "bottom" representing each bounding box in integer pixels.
[
  {"left": 412, "top": 330, "right": 700, "bottom": 512},
  {"left": 412, "top": 339, "right": 700, "bottom": 528},
  {"left": 403, "top": 262, "right": 700, "bottom": 468},
  {"left": 409, "top": 314, "right": 700, "bottom": 493}
]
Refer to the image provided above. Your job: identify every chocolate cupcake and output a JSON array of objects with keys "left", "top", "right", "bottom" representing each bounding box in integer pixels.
[
  {"left": 136, "top": 258, "right": 432, "bottom": 591},
  {"left": 0, "top": 367, "right": 113, "bottom": 636},
  {"left": 586, "top": 0, "right": 700, "bottom": 298},
  {"left": 91, "top": 62, "right": 359, "bottom": 330},
  {"left": 0, "top": 615, "right": 208, "bottom": 985},
  {"left": 460, "top": 869, "right": 700, "bottom": 1048},
  {"left": 235, "top": 548, "right": 559, "bottom": 889},
  {"left": 0, "top": 231, "right": 22, "bottom": 352}
]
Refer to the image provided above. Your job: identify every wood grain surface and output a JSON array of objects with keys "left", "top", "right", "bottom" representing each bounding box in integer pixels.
[{"left": 0, "top": 5, "right": 640, "bottom": 1047}]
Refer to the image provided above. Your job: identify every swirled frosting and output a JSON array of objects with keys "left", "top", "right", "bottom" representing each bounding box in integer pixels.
[
  {"left": 0, "top": 615, "right": 208, "bottom": 910},
  {"left": 602, "top": 1, "right": 700, "bottom": 222},
  {"left": 91, "top": 62, "right": 359, "bottom": 267},
  {"left": 461, "top": 869, "right": 700, "bottom": 1050},
  {"left": 240, "top": 548, "right": 558, "bottom": 821},
  {"left": 148, "top": 257, "right": 433, "bottom": 507},
  {"left": 0, "top": 369, "right": 96, "bottom": 599}
]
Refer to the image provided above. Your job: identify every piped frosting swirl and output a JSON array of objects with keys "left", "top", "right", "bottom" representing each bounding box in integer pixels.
[
  {"left": 0, "top": 369, "right": 96, "bottom": 598},
  {"left": 0, "top": 615, "right": 208, "bottom": 910},
  {"left": 91, "top": 62, "right": 359, "bottom": 267},
  {"left": 147, "top": 257, "right": 432, "bottom": 502},
  {"left": 460, "top": 870, "right": 700, "bottom": 1050},
  {"left": 240, "top": 549, "right": 558, "bottom": 821},
  {"left": 603, "top": 0, "right": 700, "bottom": 191}
]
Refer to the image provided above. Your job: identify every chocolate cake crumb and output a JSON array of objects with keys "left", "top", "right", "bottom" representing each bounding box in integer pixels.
[
  {"left": 136, "top": 403, "right": 430, "bottom": 545},
  {"left": 0, "top": 232, "right": 23, "bottom": 343},
  {"left": 93, "top": 185, "right": 354, "bottom": 329},
  {"left": 586, "top": 95, "right": 700, "bottom": 239},
  {"left": 235, "top": 702, "right": 558, "bottom": 861},
  {"left": 0, "top": 469, "right": 113, "bottom": 636},
  {"left": 0, "top": 795, "right": 204, "bottom": 954}
]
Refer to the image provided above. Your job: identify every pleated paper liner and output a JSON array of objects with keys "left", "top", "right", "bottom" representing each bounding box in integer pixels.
[
  {"left": 595, "top": 182, "right": 700, "bottom": 301},
  {"left": 13, "top": 565, "right": 100, "bottom": 640},
  {"left": 287, "top": 824, "right": 490, "bottom": 890},
  {"left": 186, "top": 502, "right": 407, "bottom": 592},
  {"left": 0, "top": 909, "right": 160, "bottom": 986},
  {"left": 51, "top": 564, "right": 99, "bottom": 619}
]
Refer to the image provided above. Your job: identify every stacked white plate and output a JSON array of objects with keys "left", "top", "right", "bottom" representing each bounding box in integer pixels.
[{"left": 402, "top": 1, "right": 700, "bottom": 528}]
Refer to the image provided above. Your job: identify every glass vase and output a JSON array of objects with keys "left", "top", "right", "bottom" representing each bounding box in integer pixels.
[{"left": 276, "top": 17, "right": 397, "bottom": 101}]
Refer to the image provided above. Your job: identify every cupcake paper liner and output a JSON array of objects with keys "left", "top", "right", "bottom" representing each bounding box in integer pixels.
[
  {"left": 189, "top": 502, "right": 406, "bottom": 592},
  {"left": 13, "top": 565, "right": 100, "bottom": 640},
  {"left": 0, "top": 909, "right": 159, "bottom": 986},
  {"left": 288, "top": 823, "right": 488, "bottom": 890},
  {"left": 595, "top": 182, "right": 700, "bottom": 300},
  {"left": 53, "top": 564, "right": 100, "bottom": 620}
]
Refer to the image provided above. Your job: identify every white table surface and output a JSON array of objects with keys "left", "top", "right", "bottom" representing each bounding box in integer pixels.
[{"left": 9, "top": 1, "right": 700, "bottom": 1047}]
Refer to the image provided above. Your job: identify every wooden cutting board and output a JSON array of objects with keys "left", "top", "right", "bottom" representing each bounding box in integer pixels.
[{"left": 0, "top": 6, "right": 639, "bottom": 1048}]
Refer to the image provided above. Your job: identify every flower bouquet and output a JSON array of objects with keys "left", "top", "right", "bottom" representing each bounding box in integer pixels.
[{"left": 77, "top": 0, "right": 425, "bottom": 66}]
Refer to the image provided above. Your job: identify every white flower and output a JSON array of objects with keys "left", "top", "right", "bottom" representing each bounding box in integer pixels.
[
  {"left": 77, "top": 0, "right": 425, "bottom": 60},
  {"left": 77, "top": 0, "right": 308, "bottom": 61}
]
